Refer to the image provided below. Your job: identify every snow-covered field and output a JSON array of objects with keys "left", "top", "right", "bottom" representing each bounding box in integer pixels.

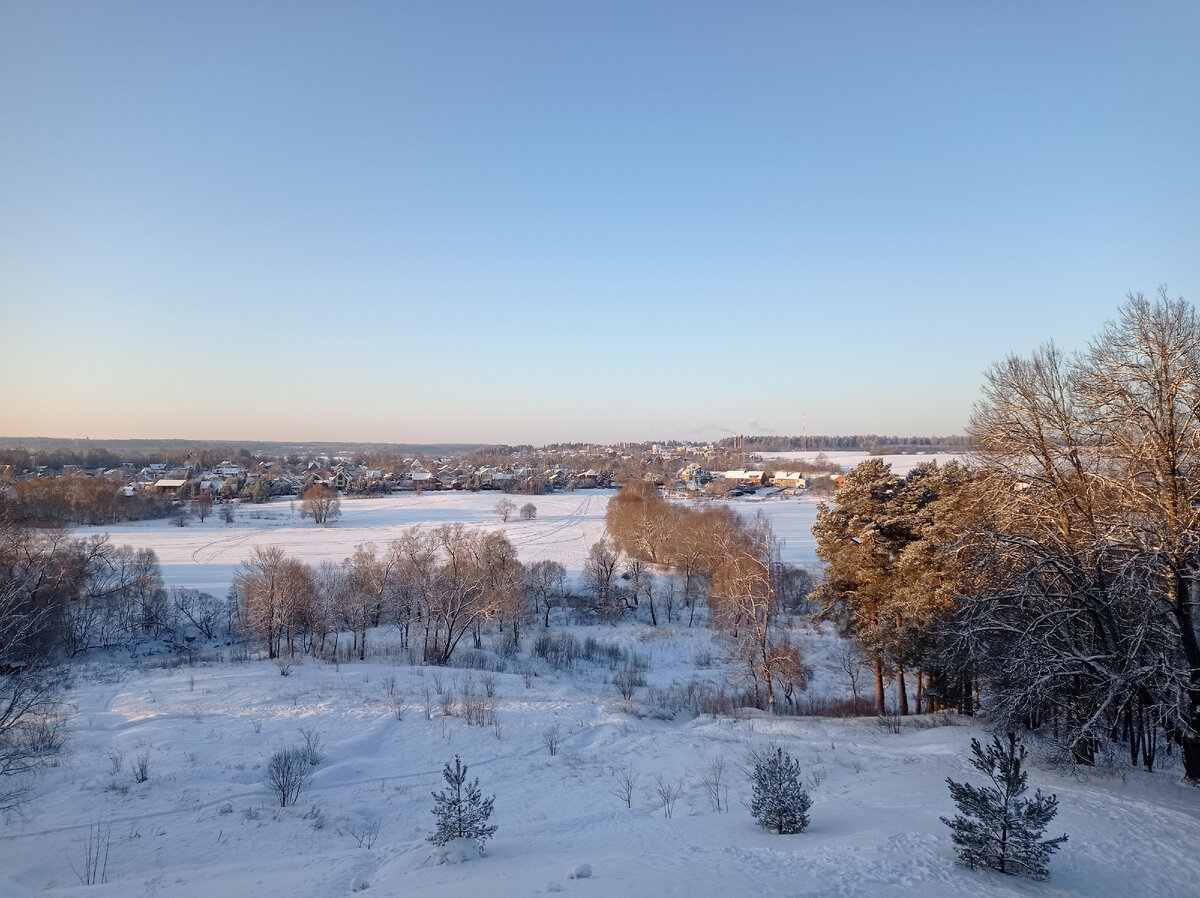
[
  {"left": 756, "top": 451, "right": 964, "bottom": 476},
  {"left": 5, "top": 490, "right": 1198, "bottom": 897},
  {"left": 4, "top": 627, "right": 1198, "bottom": 897},
  {"left": 77, "top": 490, "right": 822, "bottom": 597}
]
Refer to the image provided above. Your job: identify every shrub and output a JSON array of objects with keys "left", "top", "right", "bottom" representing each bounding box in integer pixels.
[
  {"left": 613, "top": 666, "right": 645, "bottom": 700},
  {"left": 265, "top": 746, "right": 315, "bottom": 807},
  {"left": 542, "top": 723, "right": 563, "bottom": 756},
  {"left": 132, "top": 749, "right": 152, "bottom": 784},
  {"left": 750, "top": 747, "right": 811, "bottom": 834},
  {"left": 941, "top": 733, "right": 1067, "bottom": 878},
  {"left": 298, "top": 728, "right": 325, "bottom": 766}
]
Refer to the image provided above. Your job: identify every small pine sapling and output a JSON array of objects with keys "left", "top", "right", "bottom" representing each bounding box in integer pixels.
[
  {"left": 750, "top": 747, "right": 811, "bottom": 834},
  {"left": 428, "top": 756, "right": 497, "bottom": 852},
  {"left": 941, "top": 733, "right": 1068, "bottom": 879}
]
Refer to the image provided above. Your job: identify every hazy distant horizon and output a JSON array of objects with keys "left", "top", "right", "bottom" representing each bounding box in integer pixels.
[{"left": 0, "top": 431, "right": 965, "bottom": 454}]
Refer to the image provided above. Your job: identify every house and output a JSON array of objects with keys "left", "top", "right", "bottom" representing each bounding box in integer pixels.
[
  {"left": 723, "top": 470, "right": 768, "bottom": 486},
  {"left": 770, "top": 472, "right": 808, "bottom": 489},
  {"left": 151, "top": 478, "right": 188, "bottom": 494},
  {"left": 545, "top": 469, "right": 571, "bottom": 490},
  {"left": 572, "top": 469, "right": 601, "bottom": 489},
  {"left": 402, "top": 471, "right": 438, "bottom": 490}
]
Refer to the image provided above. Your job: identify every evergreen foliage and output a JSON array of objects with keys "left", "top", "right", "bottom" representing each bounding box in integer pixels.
[
  {"left": 750, "top": 747, "right": 811, "bottom": 834},
  {"left": 941, "top": 733, "right": 1067, "bottom": 878},
  {"left": 428, "top": 756, "right": 497, "bottom": 850}
]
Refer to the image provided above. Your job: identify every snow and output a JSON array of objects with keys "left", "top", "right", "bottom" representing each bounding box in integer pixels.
[
  {"left": 430, "top": 838, "right": 479, "bottom": 866},
  {"left": 3, "top": 491, "right": 1197, "bottom": 897},
  {"left": 4, "top": 630, "right": 1198, "bottom": 898},
  {"left": 75, "top": 490, "right": 825, "bottom": 596},
  {"left": 756, "top": 451, "right": 965, "bottom": 476}
]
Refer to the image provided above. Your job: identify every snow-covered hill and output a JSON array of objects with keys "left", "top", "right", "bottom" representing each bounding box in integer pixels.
[
  {"left": 5, "top": 490, "right": 1194, "bottom": 897},
  {"left": 2, "top": 623, "right": 1197, "bottom": 897}
]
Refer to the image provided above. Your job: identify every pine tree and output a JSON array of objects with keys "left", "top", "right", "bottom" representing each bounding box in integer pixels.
[
  {"left": 428, "top": 756, "right": 497, "bottom": 851},
  {"left": 750, "top": 747, "right": 812, "bottom": 834},
  {"left": 941, "top": 733, "right": 1067, "bottom": 878}
]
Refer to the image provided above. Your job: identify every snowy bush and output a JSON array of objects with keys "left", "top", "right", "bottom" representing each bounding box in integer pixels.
[
  {"left": 613, "top": 666, "right": 644, "bottom": 700},
  {"left": 542, "top": 723, "right": 563, "bottom": 756},
  {"left": 428, "top": 756, "right": 496, "bottom": 852},
  {"left": 699, "top": 755, "right": 728, "bottom": 813},
  {"left": 651, "top": 773, "right": 682, "bottom": 818},
  {"left": 265, "top": 746, "right": 315, "bottom": 807},
  {"left": 609, "top": 765, "right": 639, "bottom": 807},
  {"left": 131, "top": 749, "right": 152, "bottom": 784},
  {"left": 749, "top": 746, "right": 811, "bottom": 834},
  {"left": 566, "top": 863, "right": 592, "bottom": 879},
  {"left": 348, "top": 819, "right": 381, "bottom": 848},
  {"left": 941, "top": 733, "right": 1068, "bottom": 879},
  {"left": 298, "top": 727, "right": 325, "bottom": 766}
]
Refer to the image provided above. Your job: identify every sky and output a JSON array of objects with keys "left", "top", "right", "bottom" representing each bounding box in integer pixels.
[{"left": 2, "top": 2, "right": 1198, "bottom": 447}]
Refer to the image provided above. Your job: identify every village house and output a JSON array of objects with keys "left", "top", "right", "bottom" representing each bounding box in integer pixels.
[
  {"left": 770, "top": 472, "right": 808, "bottom": 489},
  {"left": 723, "top": 470, "right": 768, "bottom": 486}
]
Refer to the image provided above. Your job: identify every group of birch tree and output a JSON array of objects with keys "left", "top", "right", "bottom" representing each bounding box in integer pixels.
[{"left": 234, "top": 524, "right": 530, "bottom": 666}]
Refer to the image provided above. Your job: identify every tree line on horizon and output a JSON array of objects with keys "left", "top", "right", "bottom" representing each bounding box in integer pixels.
[{"left": 720, "top": 434, "right": 970, "bottom": 453}]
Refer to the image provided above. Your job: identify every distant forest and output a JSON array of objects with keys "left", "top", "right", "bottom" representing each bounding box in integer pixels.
[
  {"left": 0, "top": 437, "right": 485, "bottom": 468},
  {"left": 719, "top": 435, "right": 970, "bottom": 453}
]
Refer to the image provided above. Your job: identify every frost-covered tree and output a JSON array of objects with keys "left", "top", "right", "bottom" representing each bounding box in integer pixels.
[
  {"left": 526, "top": 558, "right": 566, "bottom": 627},
  {"left": 958, "top": 290, "right": 1200, "bottom": 776},
  {"left": 583, "top": 538, "right": 621, "bottom": 612},
  {"left": 749, "top": 746, "right": 811, "bottom": 834},
  {"left": 941, "top": 733, "right": 1067, "bottom": 878},
  {"left": 428, "top": 756, "right": 496, "bottom": 851}
]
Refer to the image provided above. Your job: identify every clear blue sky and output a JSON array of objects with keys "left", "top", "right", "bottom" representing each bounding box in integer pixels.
[{"left": 2, "top": 2, "right": 1197, "bottom": 446}]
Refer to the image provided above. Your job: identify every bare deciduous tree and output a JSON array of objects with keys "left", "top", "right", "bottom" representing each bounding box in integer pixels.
[
  {"left": 494, "top": 498, "right": 516, "bottom": 523},
  {"left": 526, "top": 559, "right": 566, "bottom": 627},
  {"left": 959, "top": 288, "right": 1200, "bottom": 777},
  {"left": 300, "top": 484, "right": 341, "bottom": 526},
  {"left": 584, "top": 538, "right": 621, "bottom": 612}
]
